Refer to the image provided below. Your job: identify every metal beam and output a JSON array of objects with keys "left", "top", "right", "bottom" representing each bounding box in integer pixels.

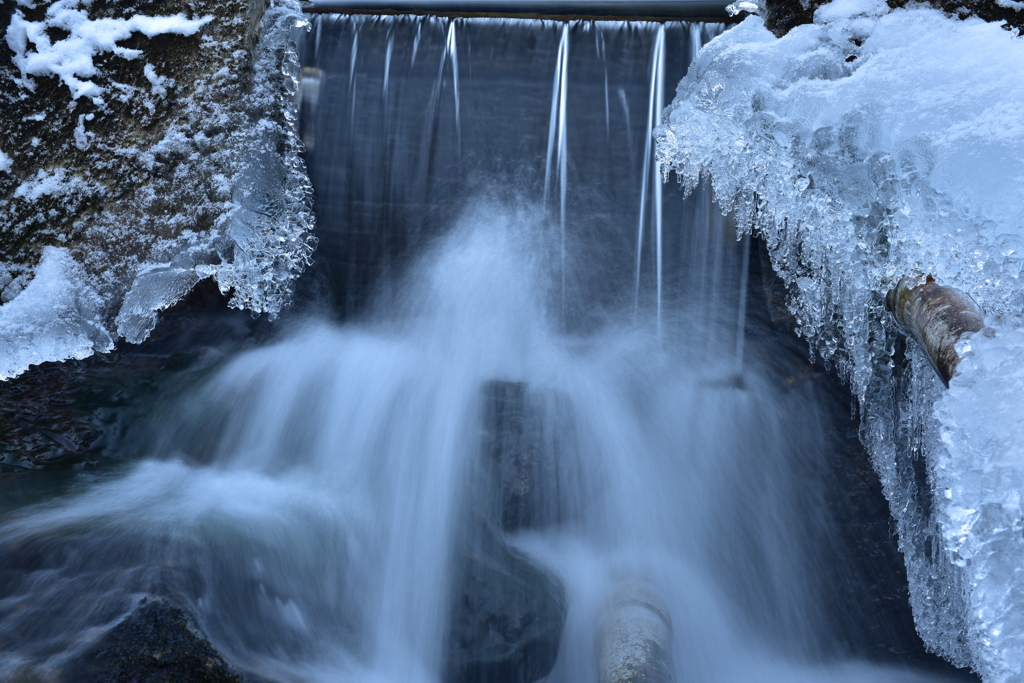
[{"left": 301, "top": 1, "right": 733, "bottom": 20}]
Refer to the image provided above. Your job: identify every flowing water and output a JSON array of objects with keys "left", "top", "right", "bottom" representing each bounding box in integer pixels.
[{"left": 0, "top": 13, "right": 969, "bottom": 683}]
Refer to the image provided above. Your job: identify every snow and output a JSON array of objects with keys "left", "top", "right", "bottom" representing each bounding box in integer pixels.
[
  {"left": 0, "top": 247, "right": 113, "bottom": 381},
  {"left": 143, "top": 63, "right": 172, "bottom": 97},
  {"left": 0, "top": 150, "right": 11, "bottom": 173},
  {"left": 656, "top": 2, "right": 1024, "bottom": 679},
  {"left": 13, "top": 168, "right": 91, "bottom": 200},
  {"left": 6, "top": 0, "right": 212, "bottom": 104}
]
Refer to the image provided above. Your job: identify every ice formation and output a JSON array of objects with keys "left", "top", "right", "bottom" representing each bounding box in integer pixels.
[
  {"left": 656, "top": 0, "right": 1024, "bottom": 679},
  {"left": 114, "top": 1, "right": 317, "bottom": 344},
  {"left": 0, "top": 246, "right": 113, "bottom": 379}
]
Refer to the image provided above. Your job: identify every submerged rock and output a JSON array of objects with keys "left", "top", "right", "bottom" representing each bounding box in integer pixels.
[
  {"left": 446, "top": 522, "right": 567, "bottom": 683},
  {"left": 66, "top": 599, "right": 242, "bottom": 683},
  {"left": 442, "top": 380, "right": 570, "bottom": 683}
]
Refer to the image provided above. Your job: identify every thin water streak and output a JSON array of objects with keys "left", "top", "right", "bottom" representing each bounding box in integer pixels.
[{"left": 634, "top": 24, "right": 666, "bottom": 330}]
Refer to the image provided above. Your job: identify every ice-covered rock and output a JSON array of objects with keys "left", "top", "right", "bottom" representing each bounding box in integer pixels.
[
  {"left": 0, "top": 0, "right": 315, "bottom": 375},
  {"left": 755, "top": 0, "right": 1024, "bottom": 37},
  {"left": 656, "top": 1, "right": 1024, "bottom": 679},
  {"left": 936, "top": 327, "right": 1024, "bottom": 681},
  {"left": 0, "top": 246, "right": 113, "bottom": 380}
]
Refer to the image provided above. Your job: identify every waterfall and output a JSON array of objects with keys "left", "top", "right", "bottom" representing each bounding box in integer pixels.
[{"left": 0, "top": 11, "right": 971, "bottom": 683}]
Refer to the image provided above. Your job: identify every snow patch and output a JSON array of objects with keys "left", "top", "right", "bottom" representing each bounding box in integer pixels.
[
  {"left": 74, "top": 113, "right": 93, "bottom": 151},
  {"left": 5, "top": 0, "right": 212, "bottom": 103},
  {"left": 0, "top": 150, "right": 12, "bottom": 173},
  {"left": 143, "top": 63, "right": 172, "bottom": 98},
  {"left": 0, "top": 247, "right": 113, "bottom": 381},
  {"left": 14, "top": 168, "right": 88, "bottom": 200}
]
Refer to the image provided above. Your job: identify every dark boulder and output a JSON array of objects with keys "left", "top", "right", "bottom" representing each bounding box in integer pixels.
[
  {"left": 445, "top": 523, "right": 566, "bottom": 683},
  {"left": 441, "top": 380, "right": 571, "bottom": 683},
  {"left": 480, "top": 380, "right": 575, "bottom": 533},
  {"left": 66, "top": 599, "right": 243, "bottom": 683},
  {"left": 0, "top": 280, "right": 265, "bottom": 474}
]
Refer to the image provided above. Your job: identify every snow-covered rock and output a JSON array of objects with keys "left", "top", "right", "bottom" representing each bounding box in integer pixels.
[{"left": 0, "top": 0, "right": 315, "bottom": 379}]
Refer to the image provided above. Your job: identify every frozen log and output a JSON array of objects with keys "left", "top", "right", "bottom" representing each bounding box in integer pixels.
[
  {"left": 598, "top": 583, "right": 674, "bottom": 683},
  {"left": 885, "top": 276, "right": 984, "bottom": 387}
]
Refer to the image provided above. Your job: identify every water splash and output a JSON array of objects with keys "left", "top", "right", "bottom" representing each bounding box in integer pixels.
[{"left": 0, "top": 203, "right": 960, "bottom": 683}]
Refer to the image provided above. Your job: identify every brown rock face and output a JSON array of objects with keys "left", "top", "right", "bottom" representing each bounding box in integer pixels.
[{"left": 1, "top": 0, "right": 262, "bottom": 304}]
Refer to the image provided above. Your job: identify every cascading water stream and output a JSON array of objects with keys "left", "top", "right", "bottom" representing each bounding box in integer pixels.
[
  {"left": 0, "top": 11, "right": 972, "bottom": 683},
  {"left": 544, "top": 23, "right": 570, "bottom": 320},
  {"left": 634, "top": 23, "right": 665, "bottom": 335}
]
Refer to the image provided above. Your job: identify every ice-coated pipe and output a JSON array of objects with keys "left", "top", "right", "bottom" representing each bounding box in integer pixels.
[
  {"left": 885, "top": 275, "right": 985, "bottom": 387},
  {"left": 598, "top": 583, "right": 674, "bottom": 683}
]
